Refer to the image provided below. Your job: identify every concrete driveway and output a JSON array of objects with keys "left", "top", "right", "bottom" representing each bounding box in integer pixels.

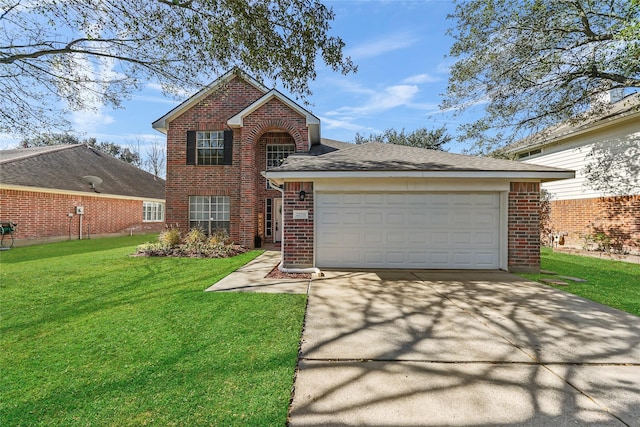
[{"left": 289, "top": 270, "right": 640, "bottom": 426}]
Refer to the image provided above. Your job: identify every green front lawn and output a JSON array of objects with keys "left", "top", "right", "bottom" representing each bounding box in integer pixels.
[
  {"left": 0, "top": 235, "right": 307, "bottom": 426},
  {"left": 520, "top": 247, "right": 640, "bottom": 316}
]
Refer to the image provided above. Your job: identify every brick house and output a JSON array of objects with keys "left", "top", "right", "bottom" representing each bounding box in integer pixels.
[
  {"left": 507, "top": 92, "right": 639, "bottom": 254},
  {"left": 153, "top": 70, "right": 573, "bottom": 272},
  {"left": 0, "top": 144, "right": 165, "bottom": 246}
]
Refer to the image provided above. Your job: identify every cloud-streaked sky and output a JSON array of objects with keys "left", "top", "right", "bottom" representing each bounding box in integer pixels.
[{"left": 1, "top": 0, "right": 475, "bottom": 153}]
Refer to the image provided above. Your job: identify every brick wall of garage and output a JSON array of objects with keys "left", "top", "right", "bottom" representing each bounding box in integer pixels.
[
  {"left": 508, "top": 182, "right": 541, "bottom": 272},
  {"left": 0, "top": 189, "right": 164, "bottom": 245},
  {"left": 282, "top": 182, "right": 314, "bottom": 267}
]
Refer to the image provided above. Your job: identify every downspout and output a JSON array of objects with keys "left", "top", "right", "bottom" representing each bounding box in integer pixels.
[{"left": 267, "top": 178, "right": 321, "bottom": 275}]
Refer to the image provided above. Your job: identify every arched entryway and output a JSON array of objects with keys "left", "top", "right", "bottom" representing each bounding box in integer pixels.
[{"left": 256, "top": 131, "right": 296, "bottom": 244}]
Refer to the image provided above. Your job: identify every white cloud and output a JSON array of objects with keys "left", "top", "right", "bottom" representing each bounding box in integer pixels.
[
  {"left": 332, "top": 84, "right": 420, "bottom": 115},
  {"left": 402, "top": 73, "right": 439, "bottom": 84},
  {"left": 319, "top": 116, "right": 373, "bottom": 133},
  {"left": 436, "top": 60, "right": 455, "bottom": 75},
  {"left": 132, "top": 94, "right": 181, "bottom": 105},
  {"left": 347, "top": 32, "right": 419, "bottom": 59},
  {"left": 71, "top": 109, "right": 115, "bottom": 135},
  {"left": 0, "top": 132, "right": 21, "bottom": 150}
]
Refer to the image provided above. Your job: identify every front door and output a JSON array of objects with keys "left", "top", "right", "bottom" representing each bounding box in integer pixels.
[{"left": 273, "top": 197, "right": 283, "bottom": 242}]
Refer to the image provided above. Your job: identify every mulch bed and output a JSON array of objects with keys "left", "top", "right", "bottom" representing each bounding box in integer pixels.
[{"left": 265, "top": 263, "right": 312, "bottom": 279}]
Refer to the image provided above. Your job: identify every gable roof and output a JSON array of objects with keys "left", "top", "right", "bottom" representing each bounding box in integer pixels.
[
  {"left": 152, "top": 69, "right": 269, "bottom": 134},
  {"left": 0, "top": 144, "right": 165, "bottom": 200},
  {"left": 264, "top": 142, "right": 574, "bottom": 182},
  {"left": 227, "top": 88, "right": 321, "bottom": 145},
  {"left": 507, "top": 92, "right": 640, "bottom": 155}
]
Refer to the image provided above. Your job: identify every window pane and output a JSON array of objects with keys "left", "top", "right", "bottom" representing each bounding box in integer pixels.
[
  {"left": 188, "top": 196, "right": 230, "bottom": 235},
  {"left": 266, "top": 144, "right": 295, "bottom": 169},
  {"left": 197, "top": 131, "right": 224, "bottom": 165}
]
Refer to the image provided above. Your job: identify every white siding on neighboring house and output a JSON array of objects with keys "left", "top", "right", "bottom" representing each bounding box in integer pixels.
[{"left": 523, "top": 120, "right": 640, "bottom": 200}]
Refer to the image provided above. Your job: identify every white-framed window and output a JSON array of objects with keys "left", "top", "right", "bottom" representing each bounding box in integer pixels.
[
  {"left": 189, "top": 196, "right": 230, "bottom": 235},
  {"left": 266, "top": 144, "right": 295, "bottom": 169},
  {"left": 266, "top": 144, "right": 295, "bottom": 188},
  {"left": 197, "top": 131, "right": 224, "bottom": 165},
  {"left": 143, "top": 201, "right": 165, "bottom": 222}
]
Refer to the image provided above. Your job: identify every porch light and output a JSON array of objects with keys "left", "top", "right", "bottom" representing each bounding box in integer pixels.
[{"left": 298, "top": 190, "right": 306, "bottom": 201}]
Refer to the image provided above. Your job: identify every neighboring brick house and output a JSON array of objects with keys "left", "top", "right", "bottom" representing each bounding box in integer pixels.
[
  {"left": 153, "top": 69, "right": 573, "bottom": 272},
  {"left": 0, "top": 144, "right": 165, "bottom": 246},
  {"left": 507, "top": 92, "right": 640, "bottom": 254}
]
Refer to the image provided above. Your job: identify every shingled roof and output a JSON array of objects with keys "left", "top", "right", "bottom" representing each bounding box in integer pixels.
[
  {"left": 0, "top": 144, "right": 165, "bottom": 200},
  {"left": 506, "top": 92, "right": 640, "bottom": 154},
  {"left": 269, "top": 142, "right": 573, "bottom": 174}
]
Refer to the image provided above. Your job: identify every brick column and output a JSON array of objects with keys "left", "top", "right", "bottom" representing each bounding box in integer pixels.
[
  {"left": 238, "top": 131, "right": 257, "bottom": 247},
  {"left": 508, "top": 182, "right": 541, "bottom": 273},
  {"left": 282, "top": 182, "right": 314, "bottom": 268}
]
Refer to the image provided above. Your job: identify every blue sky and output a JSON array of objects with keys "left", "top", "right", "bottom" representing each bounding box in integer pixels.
[{"left": 2, "top": 0, "right": 479, "bottom": 154}]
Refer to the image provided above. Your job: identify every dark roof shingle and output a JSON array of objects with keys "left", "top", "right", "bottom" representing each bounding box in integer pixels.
[
  {"left": 271, "top": 142, "right": 571, "bottom": 173},
  {"left": 0, "top": 144, "right": 165, "bottom": 199}
]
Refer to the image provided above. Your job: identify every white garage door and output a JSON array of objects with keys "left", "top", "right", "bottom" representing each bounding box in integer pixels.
[{"left": 316, "top": 192, "right": 501, "bottom": 269}]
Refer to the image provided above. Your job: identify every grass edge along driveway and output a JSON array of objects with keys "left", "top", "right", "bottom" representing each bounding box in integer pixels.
[
  {"left": 519, "top": 247, "right": 640, "bottom": 317},
  {"left": 0, "top": 235, "right": 307, "bottom": 426}
]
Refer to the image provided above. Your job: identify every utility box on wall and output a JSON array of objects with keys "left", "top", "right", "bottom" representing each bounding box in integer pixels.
[{"left": 76, "top": 206, "right": 84, "bottom": 215}]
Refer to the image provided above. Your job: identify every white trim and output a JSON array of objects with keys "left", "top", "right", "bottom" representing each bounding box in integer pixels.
[
  {"left": 227, "top": 89, "right": 321, "bottom": 146},
  {"left": 0, "top": 184, "right": 165, "bottom": 203},
  {"left": 227, "top": 89, "right": 319, "bottom": 128},
  {"left": 499, "top": 191, "right": 509, "bottom": 271},
  {"left": 152, "top": 70, "right": 269, "bottom": 134}
]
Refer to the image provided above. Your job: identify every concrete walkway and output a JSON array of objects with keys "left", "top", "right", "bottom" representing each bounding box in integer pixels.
[
  {"left": 205, "top": 250, "right": 310, "bottom": 294},
  {"left": 207, "top": 253, "right": 640, "bottom": 426}
]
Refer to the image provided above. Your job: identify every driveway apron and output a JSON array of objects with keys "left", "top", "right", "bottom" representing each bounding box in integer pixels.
[{"left": 289, "top": 270, "right": 640, "bottom": 426}]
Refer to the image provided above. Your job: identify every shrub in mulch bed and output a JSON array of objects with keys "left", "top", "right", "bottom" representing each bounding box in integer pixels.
[
  {"left": 134, "top": 226, "right": 249, "bottom": 258},
  {"left": 134, "top": 242, "right": 249, "bottom": 258}
]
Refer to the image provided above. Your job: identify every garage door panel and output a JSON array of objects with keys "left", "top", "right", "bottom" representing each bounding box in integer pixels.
[
  {"left": 364, "top": 231, "right": 383, "bottom": 244},
  {"left": 476, "top": 232, "right": 497, "bottom": 245},
  {"left": 316, "top": 193, "right": 500, "bottom": 269}
]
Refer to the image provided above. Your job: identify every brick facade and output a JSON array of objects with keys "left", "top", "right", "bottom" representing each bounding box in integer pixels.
[
  {"left": 165, "top": 76, "right": 309, "bottom": 247},
  {"left": 0, "top": 189, "right": 164, "bottom": 245},
  {"left": 282, "top": 182, "right": 314, "bottom": 267},
  {"left": 508, "top": 182, "right": 541, "bottom": 272},
  {"left": 548, "top": 195, "right": 640, "bottom": 253},
  {"left": 165, "top": 77, "right": 263, "bottom": 244}
]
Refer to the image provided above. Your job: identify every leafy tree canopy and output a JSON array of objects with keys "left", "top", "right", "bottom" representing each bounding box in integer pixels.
[
  {"left": 1, "top": 0, "right": 356, "bottom": 135},
  {"left": 444, "top": 0, "right": 640, "bottom": 154},
  {"left": 354, "top": 126, "right": 451, "bottom": 151},
  {"left": 20, "top": 133, "right": 141, "bottom": 166}
]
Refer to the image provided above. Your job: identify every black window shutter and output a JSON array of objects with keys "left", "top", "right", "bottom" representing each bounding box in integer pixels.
[
  {"left": 186, "top": 131, "right": 196, "bottom": 165},
  {"left": 223, "top": 130, "right": 233, "bottom": 165}
]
